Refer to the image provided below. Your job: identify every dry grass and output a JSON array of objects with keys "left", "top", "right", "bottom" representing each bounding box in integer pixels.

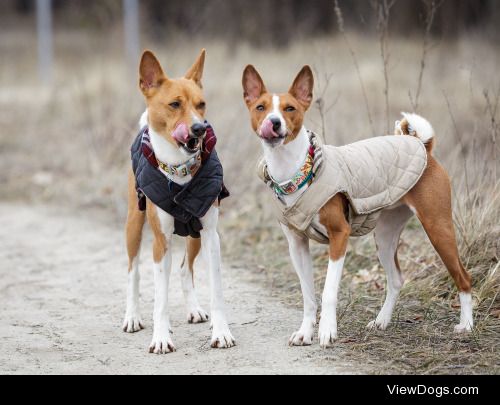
[
  {"left": 0, "top": 27, "right": 499, "bottom": 374},
  {"left": 224, "top": 184, "right": 499, "bottom": 375}
]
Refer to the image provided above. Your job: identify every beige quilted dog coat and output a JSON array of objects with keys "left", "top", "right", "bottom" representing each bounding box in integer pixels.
[{"left": 263, "top": 134, "right": 428, "bottom": 243}]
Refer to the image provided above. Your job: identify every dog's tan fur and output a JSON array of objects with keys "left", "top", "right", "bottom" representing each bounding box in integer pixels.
[
  {"left": 124, "top": 50, "right": 237, "bottom": 352},
  {"left": 318, "top": 195, "right": 351, "bottom": 262},
  {"left": 126, "top": 50, "right": 207, "bottom": 271},
  {"left": 243, "top": 64, "right": 472, "bottom": 296},
  {"left": 126, "top": 169, "right": 146, "bottom": 270},
  {"left": 243, "top": 65, "right": 313, "bottom": 144},
  {"left": 316, "top": 158, "right": 471, "bottom": 293},
  {"left": 184, "top": 237, "right": 201, "bottom": 280},
  {"left": 402, "top": 157, "right": 471, "bottom": 292}
]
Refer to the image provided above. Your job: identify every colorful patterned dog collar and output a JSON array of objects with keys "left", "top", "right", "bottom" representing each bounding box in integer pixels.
[{"left": 270, "top": 149, "right": 315, "bottom": 196}]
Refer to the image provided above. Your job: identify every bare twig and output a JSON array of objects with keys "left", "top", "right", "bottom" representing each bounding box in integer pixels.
[
  {"left": 372, "top": 0, "right": 397, "bottom": 133},
  {"left": 410, "top": 0, "right": 443, "bottom": 112},
  {"left": 443, "top": 91, "right": 471, "bottom": 202},
  {"left": 334, "top": 0, "right": 376, "bottom": 135},
  {"left": 483, "top": 86, "right": 500, "bottom": 181},
  {"left": 314, "top": 68, "right": 341, "bottom": 143}
]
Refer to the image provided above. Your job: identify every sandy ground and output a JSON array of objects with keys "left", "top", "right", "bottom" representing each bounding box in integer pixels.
[{"left": 0, "top": 203, "right": 368, "bottom": 375}]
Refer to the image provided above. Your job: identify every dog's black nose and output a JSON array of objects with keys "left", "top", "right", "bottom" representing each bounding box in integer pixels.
[
  {"left": 270, "top": 118, "right": 282, "bottom": 132},
  {"left": 191, "top": 123, "right": 207, "bottom": 138}
]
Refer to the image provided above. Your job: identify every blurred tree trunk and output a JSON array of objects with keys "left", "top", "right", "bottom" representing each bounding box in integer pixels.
[
  {"left": 124, "top": 0, "right": 140, "bottom": 68},
  {"left": 36, "top": 0, "right": 53, "bottom": 85},
  {"left": 489, "top": 0, "right": 500, "bottom": 39},
  {"left": 15, "top": 0, "right": 33, "bottom": 13},
  {"left": 4, "top": 0, "right": 500, "bottom": 45}
]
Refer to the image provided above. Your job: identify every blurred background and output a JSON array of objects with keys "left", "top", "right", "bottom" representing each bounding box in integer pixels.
[
  {"left": 1, "top": 0, "right": 499, "bottom": 212},
  {"left": 0, "top": 0, "right": 498, "bottom": 373}
]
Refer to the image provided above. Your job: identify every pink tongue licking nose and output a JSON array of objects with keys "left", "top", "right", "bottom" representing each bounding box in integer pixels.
[
  {"left": 172, "top": 123, "right": 190, "bottom": 144},
  {"left": 260, "top": 119, "right": 280, "bottom": 140}
]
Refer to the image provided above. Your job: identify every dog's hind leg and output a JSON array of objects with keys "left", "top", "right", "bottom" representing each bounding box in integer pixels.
[
  {"left": 123, "top": 169, "right": 146, "bottom": 333},
  {"left": 367, "top": 205, "right": 414, "bottom": 331},
  {"left": 181, "top": 237, "right": 209, "bottom": 324},
  {"left": 404, "top": 158, "right": 473, "bottom": 333}
]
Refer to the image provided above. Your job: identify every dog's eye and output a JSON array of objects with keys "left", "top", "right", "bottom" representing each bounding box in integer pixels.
[
  {"left": 169, "top": 101, "right": 181, "bottom": 109},
  {"left": 256, "top": 105, "right": 265, "bottom": 112},
  {"left": 197, "top": 102, "right": 206, "bottom": 110},
  {"left": 285, "top": 106, "right": 296, "bottom": 113}
]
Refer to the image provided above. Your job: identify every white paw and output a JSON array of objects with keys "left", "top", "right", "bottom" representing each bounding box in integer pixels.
[
  {"left": 149, "top": 334, "right": 176, "bottom": 355},
  {"left": 211, "top": 329, "right": 236, "bottom": 349},
  {"left": 122, "top": 313, "right": 144, "bottom": 333},
  {"left": 187, "top": 307, "right": 209, "bottom": 324},
  {"left": 318, "top": 318, "right": 337, "bottom": 349},
  {"left": 289, "top": 326, "right": 314, "bottom": 347},
  {"left": 367, "top": 317, "right": 391, "bottom": 331},
  {"left": 454, "top": 323, "right": 473, "bottom": 334},
  {"left": 210, "top": 317, "right": 236, "bottom": 349}
]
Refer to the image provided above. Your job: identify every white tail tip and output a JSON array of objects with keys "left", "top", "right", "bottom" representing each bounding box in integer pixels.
[{"left": 401, "top": 112, "right": 435, "bottom": 144}]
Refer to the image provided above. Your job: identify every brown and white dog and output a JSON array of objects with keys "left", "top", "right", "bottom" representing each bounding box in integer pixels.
[
  {"left": 242, "top": 65, "right": 473, "bottom": 348},
  {"left": 123, "top": 50, "right": 235, "bottom": 354}
]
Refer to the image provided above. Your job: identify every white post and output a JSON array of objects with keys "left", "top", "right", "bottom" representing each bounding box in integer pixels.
[
  {"left": 36, "top": 0, "right": 53, "bottom": 85},
  {"left": 124, "top": 0, "right": 140, "bottom": 69}
]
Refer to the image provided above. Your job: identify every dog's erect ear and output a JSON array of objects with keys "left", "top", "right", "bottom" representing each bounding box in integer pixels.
[
  {"left": 242, "top": 65, "right": 267, "bottom": 107},
  {"left": 185, "top": 49, "right": 206, "bottom": 88},
  {"left": 289, "top": 66, "right": 314, "bottom": 110},
  {"left": 139, "top": 50, "right": 167, "bottom": 97}
]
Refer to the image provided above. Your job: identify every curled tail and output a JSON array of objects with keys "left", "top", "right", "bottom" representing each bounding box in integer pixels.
[{"left": 395, "top": 112, "right": 435, "bottom": 153}]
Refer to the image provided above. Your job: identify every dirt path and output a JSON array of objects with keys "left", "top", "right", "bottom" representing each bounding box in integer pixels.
[{"left": 0, "top": 203, "right": 367, "bottom": 375}]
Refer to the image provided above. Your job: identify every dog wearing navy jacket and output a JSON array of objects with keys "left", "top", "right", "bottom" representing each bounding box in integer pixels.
[{"left": 123, "top": 49, "right": 235, "bottom": 354}]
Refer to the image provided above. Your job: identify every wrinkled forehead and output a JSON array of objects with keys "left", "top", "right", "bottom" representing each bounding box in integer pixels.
[
  {"left": 256, "top": 93, "right": 299, "bottom": 107},
  {"left": 157, "top": 78, "right": 204, "bottom": 101}
]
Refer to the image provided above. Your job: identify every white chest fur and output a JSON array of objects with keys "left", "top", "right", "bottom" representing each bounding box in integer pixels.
[
  {"left": 140, "top": 109, "right": 197, "bottom": 186},
  {"left": 263, "top": 126, "right": 311, "bottom": 207}
]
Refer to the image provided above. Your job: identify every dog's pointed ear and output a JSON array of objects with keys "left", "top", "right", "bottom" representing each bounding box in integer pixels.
[
  {"left": 139, "top": 50, "right": 167, "bottom": 97},
  {"left": 289, "top": 66, "right": 314, "bottom": 110},
  {"left": 185, "top": 49, "right": 206, "bottom": 88},
  {"left": 243, "top": 65, "right": 267, "bottom": 107}
]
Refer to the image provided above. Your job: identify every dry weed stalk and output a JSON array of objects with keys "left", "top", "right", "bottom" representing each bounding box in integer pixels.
[
  {"left": 313, "top": 68, "right": 341, "bottom": 143},
  {"left": 443, "top": 91, "right": 471, "bottom": 202},
  {"left": 334, "top": 0, "right": 375, "bottom": 135},
  {"left": 409, "top": 0, "right": 443, "bottom": 111},
  {"left": 372, "top": 0, "right": 397, "bottom": 134},
  {"left": 483, "top": 86, "right": 500, "bottom": 181}
]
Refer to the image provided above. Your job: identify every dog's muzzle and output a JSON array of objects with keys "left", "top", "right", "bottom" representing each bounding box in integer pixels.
[
  {"left": 260, "top": 118, "right": 285, "bottom": 146},
  {"left": 173, "top": 123, "right": 206, "bottom": 153}
]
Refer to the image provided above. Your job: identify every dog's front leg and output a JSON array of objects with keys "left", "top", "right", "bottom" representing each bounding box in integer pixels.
[
  {"left": 318, "top": 197, "right": 351, "bottom": 348},
  {"left": 149, "top": 208, "right": 175, "bottom": 354},
  {"left": 281, "top": 225, "right": 317, "bottom": 346},
  {"left": 201, "top": 206, "right": 235, "bottom": 349},
  {"left": 318, "top": 254, "right": 346, "bottom": 348}
]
